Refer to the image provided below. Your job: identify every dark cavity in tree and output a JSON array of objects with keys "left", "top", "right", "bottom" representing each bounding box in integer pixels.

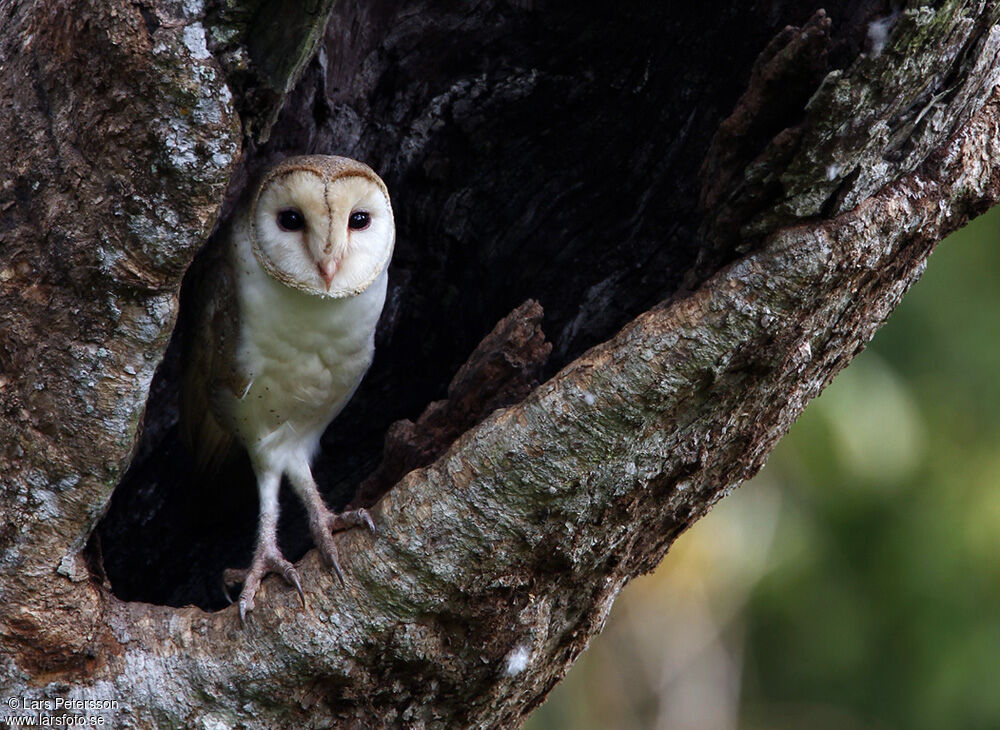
[{"left": 96, "top": 0, "right": 880, "bottom": 610}]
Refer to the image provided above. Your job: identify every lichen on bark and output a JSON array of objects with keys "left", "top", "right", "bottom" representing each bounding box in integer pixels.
[{"left": 0, "top": 0, "right": 240, "bottom": 677}]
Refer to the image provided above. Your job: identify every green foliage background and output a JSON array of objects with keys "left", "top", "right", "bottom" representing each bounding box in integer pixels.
[{"left": 528, "top": 206, "right": 1000, "bottom": 730}]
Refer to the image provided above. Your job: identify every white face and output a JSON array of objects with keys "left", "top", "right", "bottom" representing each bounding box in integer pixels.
[{"left": 251, "top": 166, "right": 394, "bottom": 298}]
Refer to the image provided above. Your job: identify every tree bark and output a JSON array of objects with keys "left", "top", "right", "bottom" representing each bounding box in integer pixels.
[{"left": 2, "top": 1, "right": 1000, "bottom": 727}]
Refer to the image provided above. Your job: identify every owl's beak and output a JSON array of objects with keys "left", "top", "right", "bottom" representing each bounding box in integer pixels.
[{"left": 318, "top": 258, "right": 339, "bottom": 288}]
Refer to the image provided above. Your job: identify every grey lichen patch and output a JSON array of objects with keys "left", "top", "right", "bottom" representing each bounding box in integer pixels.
[
  {"left": 126, "top": 17, "right": 240, "bottom": 278},
  {"left": 182, "top": 23, "right": 212, "bottom": 60}
]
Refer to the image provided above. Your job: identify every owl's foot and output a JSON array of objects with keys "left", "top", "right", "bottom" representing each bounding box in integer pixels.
[
  {"left": 308, "top": 507, "right": 376, "bottom": 585},
  {"left": 223, "top": 544, "right": 306, "bottom": 625}
]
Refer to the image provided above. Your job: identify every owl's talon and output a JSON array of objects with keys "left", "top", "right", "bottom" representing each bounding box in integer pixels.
[
  {"left": 222, "top": 567, "right": 249, "bottom": 609},
  {"left": 224, "top": 544, "right": 304, "bottom": 625},
  {"left": 305, "top": 506, "right": 376, "bottom": 587},
  {"left": 314, "top": 531, "right": 347, "bottom": 586},
  {"left": 327, "top": 507, "right": 377, "bottom": 536},
  {"left": 330, "top": 552, "right": 346, "bottom": 587},
  {"left": 360, "top": 510, "right": 376, "bottom": 537},
  {"left": 285, "top": 565, "right": 307, "bottom": 608}
]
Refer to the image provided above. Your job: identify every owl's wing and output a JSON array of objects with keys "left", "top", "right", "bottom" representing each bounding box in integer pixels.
[{"left": 179, "top": 236, "right": 249, "bottom": 480}]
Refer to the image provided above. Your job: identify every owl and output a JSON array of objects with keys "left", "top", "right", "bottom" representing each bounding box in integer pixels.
[{"left": 180, "top": 155, "right": 394, "bottom": 622}]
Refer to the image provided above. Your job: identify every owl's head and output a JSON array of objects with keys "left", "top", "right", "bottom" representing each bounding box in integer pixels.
[{"left": 249, "top": 155, "right": 395, "bottom": 298}]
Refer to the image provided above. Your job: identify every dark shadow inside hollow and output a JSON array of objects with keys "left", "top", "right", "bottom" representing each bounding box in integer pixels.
[{"left": 96, "top": 0, "right": 879, "bottom": 610}]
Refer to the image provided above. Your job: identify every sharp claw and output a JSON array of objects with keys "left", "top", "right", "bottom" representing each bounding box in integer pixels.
[
  {"left": 327, "top": 507, "right": 377, "bottom": 535},
  {"left": 320, "top": 537, "right": 347, "bottom": 586},
  {"left": 222, "top": 580, "right": 235, "bottom": 605},
  {"left": 287, "top": 568, "right": 306, "bottom": 609},
  {"left": 309, "top": 508, "right": 375, "bottom": 586},
  {"left": 331, "top": 554, "right": 346, "bottom": 587},
  {"left": 238, "top": 601, "right": 248, "bottom": 627},
  {"left": 360, "top": 509, "right": 376, "bottom": 537}
]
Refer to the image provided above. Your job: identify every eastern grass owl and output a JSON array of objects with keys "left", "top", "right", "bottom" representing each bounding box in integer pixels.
[{"left": 180, "top": 155, "right": 394, "bottom": 622}]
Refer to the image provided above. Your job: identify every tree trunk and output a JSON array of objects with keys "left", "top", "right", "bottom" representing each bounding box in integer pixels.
[{"left": 2, "top": 1, "right": 999, "bottom": 727}]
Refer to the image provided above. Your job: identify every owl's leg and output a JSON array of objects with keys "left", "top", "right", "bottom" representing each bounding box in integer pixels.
[
  {"left": 285, "top": 458, "right": 376, "bottom": 584},
  {"left": 223, "top": 467, "right": 305, "bottom": 624}
]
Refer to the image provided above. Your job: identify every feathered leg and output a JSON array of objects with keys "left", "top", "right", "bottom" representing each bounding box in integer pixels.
[
  {"left": 223, "top": 467, "right": 304, "bottom": 624},
  {"left": 285, "top": 458, "right": 376, "bottom": 584}
]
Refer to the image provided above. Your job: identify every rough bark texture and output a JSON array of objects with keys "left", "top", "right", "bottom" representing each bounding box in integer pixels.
[
  {"left": 3, "top": 1, "right": 1000, "bottom": 728},
  {"left": 0, "top": 0, "right": 242, "bottom": 678},
  {"left": 350, "top": 299, "right": 552, "bottom": 510}
]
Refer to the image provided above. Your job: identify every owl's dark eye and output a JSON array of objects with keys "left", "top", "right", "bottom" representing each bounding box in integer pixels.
[
  {"left": 348, "top": 210, "right": 371, "bottom": 231},
  {"left": 277, "top": 208, "right": 305, "bottom": 232}
]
